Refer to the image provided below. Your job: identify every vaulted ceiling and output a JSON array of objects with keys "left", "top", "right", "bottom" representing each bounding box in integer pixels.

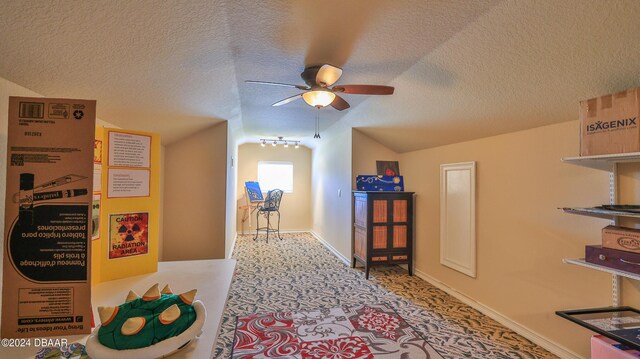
[{"left": 1, "top": 1, "right": 640, "bottom": 152}]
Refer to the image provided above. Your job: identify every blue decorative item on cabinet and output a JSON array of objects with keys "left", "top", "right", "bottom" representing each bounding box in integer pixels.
[{"left": 356, "top": 175, "right": 404, "bottom": 191}]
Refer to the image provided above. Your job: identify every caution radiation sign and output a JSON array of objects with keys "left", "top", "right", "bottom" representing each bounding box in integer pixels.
[{"left": 108, "top": 212, "right": 149, "bottom": 259}]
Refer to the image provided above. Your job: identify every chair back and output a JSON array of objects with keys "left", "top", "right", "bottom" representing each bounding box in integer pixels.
[{"left": 263, "top": 189, "right": 283, "bottom": 211}]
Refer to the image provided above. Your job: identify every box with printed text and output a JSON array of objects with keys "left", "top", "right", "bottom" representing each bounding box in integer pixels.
[{"left": 580, "top": 88, "right": 640, "bottom": 156}]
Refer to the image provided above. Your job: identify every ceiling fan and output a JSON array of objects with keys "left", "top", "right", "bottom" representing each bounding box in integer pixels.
[{"left": 245, "top": 64, "right": 394, "bottom": 111}]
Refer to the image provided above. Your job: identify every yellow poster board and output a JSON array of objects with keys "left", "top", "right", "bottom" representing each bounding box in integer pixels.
[{"left": 93, "top": 127, "right": 160, "bottom": 282}]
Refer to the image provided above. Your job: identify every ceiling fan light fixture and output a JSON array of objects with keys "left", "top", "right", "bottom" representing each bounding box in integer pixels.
[{"left": 302, "top": 90, "right": 336, "bottom": 108}]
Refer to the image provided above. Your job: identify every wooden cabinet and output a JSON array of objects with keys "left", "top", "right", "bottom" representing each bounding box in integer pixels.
[{"left": 352, "top": 191, "right": 415, "bottom": 279}]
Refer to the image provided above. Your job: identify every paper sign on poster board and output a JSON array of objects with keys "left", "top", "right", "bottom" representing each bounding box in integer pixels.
[
  {"left": 108, "top": 212, "right": 149, "bottom": 259},
  {"left": 108, "top": 131, "right": 151, "bottom": 168},
  {"left": 107, "top": 168, "right": 150, "bottom": 198},
  {"left": 2, "top": 97, "right": 95, "bottom": 338}
]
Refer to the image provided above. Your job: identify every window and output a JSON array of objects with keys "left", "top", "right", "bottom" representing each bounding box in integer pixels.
[{"left": 258, "top": 161, "right": 293, "bottom": 193}]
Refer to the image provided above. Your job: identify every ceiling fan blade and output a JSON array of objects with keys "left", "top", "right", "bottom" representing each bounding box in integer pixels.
[
  {"left": 330, "top": 94, "right": 350, "bottom": 111},
  {"left": 272, "top": 93, "right": 304, "bottom": 107},
  {"left": 332, "top": 85, "right": 394, "bottom": 95},
  {"left": 245, "top": 80, "right": 309, "bottom": 91},
  {"left": 316, "top": 64, "right": 343, "bottom": 87}
]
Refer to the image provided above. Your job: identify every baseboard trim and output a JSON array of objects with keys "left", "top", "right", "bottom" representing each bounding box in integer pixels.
[
  {"left": 237, "top": 229, "right": 313, "bottom": 235},
  {"left": 309, "top": 231, "right": 350, "bottom": 266},
  {"left": 228, "top": 232, "right": 238, "bottom": 259},
  {"left": 413, "top": 269, "right": 582, "bottom": 359}
]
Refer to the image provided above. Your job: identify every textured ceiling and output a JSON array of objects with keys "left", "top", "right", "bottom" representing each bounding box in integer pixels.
[
  {"left": 0, "top": 0, "right": 241, "bottom": 144},
  {"left": 1, "top": 1, "right": 640, "bottom": 151},
  {"left": 351, "top": 0, "right": 640, "bottom": 152},
  {"left": 226, "top": 0, "right": 498, "bottom": 142}
]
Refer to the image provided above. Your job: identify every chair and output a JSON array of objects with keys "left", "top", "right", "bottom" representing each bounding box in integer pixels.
[{"left": 254, "top": 189, "right": 283, "bottom": 243}]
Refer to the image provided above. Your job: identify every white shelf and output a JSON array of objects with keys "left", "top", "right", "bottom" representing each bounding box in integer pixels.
[
  {"left": 563, "top": 258, "right": 640, "bottom": 281},
  {"left": 561, "top": 207, "right": 640, "bottom": 220},
  {"left": 562, "top": 152, "right": 640, "bottom": 172},
  {"left": 560, "top": 152, "right": 640, "bottom": 306}
]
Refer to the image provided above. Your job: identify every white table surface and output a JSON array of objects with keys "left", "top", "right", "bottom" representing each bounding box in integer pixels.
[{"left": 0, "top": 259, "right": 236, "bottom": 359}]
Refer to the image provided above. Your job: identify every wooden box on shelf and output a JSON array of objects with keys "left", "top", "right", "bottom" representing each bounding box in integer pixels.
[
  {"left": 586, "top": 245, "right": 640, "bottom": 275},
  {"left": 602, "top": 225, "right": 640, "bottom": 253},
  {"left": 351, "top": 191, "right": 415, "bottom": 279}
]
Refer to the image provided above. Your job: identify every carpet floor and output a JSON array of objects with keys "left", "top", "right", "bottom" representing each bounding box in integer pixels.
[
  {"left": 232, "top": 303, "right": 443, "bottom": 358},
  {"left": 214, "top": 232, "right": 557, "bottom": 358}
]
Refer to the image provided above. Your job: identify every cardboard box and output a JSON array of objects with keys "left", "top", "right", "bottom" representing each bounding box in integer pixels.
[
  {"left": 2, "top": 97, "right": 95, "bottom": 338},
  {"left": 580, "top": 87, "right": 640, "bottom": 156},
  {"left": 603, "top": 225, "right": 640, "bottom": 254},
  {"left": 591, "top": 335, "right": 640, "bottom": 358}
]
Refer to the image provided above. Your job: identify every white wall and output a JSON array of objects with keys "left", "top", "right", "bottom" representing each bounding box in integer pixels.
[
  {"left": 311, "top": 122, "right": 353, "bottom": 261},
  {"left": 226, "top": 125, "right": 239, "bottom": 258},
  {"left": 311, "top": 127, "right": 403, "bottom": 263}
]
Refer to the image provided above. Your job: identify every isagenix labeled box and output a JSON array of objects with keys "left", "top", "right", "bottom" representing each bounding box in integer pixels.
[{"left": 580, "top": 87, "right": 640, "bottom": 156}]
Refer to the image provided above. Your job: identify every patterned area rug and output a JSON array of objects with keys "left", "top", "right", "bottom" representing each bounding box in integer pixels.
[
  {"left": 232, "top": 303, "right": 443, "bottom": 358},
  {"left": 214, "top": 233, "right": 557, "bottom": 359}
]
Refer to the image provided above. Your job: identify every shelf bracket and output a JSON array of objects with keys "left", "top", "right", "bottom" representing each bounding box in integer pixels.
[
  {"left": 612, "top": 274, "right": 621, "bottom": 306},
  {"left": 610, "top": 164, "right": 621, "bottom": 305},
  {"left": 609, "top": 166, "right": 617, "bottom": 209}
]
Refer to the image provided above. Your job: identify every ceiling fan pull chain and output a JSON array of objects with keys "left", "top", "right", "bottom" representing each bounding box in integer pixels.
[{"left": 314, "top": 107, "right": 321, "bottom": 139}]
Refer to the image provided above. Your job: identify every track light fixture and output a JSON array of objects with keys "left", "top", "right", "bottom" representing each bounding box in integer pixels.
[{"left": 259, "top": 136, "right": 300, "bottom": 149}]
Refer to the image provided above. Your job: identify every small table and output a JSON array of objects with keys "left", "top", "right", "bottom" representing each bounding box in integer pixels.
[
  {"left": 0, "top": 259, "right": 236, "bottom": 359},
  {"left": 239, "top": 202, "right": 263, "bottom": 234}
]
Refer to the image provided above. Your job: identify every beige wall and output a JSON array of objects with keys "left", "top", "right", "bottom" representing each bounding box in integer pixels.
[
  {"left": 163, "top": 122, "right": 228, "bottom": 260},
  {"left": 237, "top": 143, "right": 311, "bottom": 232},
  {"left": 352, "top": 128, "right": 400, "bottom": 188},
  {"left": 399, "top": 120, "right": 622, "bottom": 357}
]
